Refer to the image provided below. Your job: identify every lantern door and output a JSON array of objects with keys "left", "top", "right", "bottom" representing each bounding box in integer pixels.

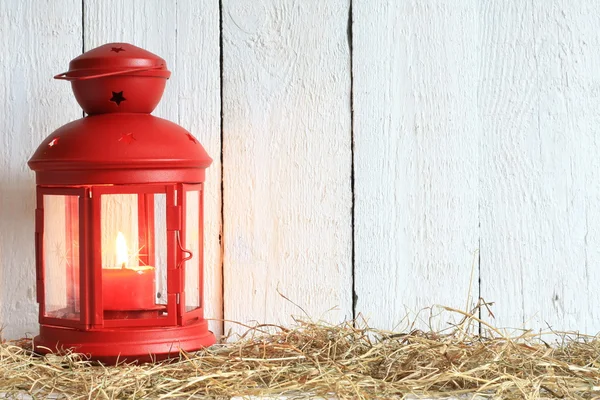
[
  {"left": 178, "top": 184, "right": 204, "bottom": 324},
  {"left": 36, "top": 187, "right": 88, "bottom": 329},
  {"left": 90, "top": 185, "right": 178, "bottom": 328}
]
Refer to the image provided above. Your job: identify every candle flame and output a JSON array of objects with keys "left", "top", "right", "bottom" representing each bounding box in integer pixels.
[{"left": 116, "top": 231, "right": 128, "bottom": 268}]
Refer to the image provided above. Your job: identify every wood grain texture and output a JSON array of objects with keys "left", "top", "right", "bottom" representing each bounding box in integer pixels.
[
  {"left": 0, "top": 0, "right": 82, "bottom": 339},
  {"left": 352, "top": 0, "right": 480, "bottom": 331},
  {"left": 221, "top": 0, "right": 353, "bottom": 333},
  {"left": 480, "top": 0, "right": 600, "bottom": 333},
  {"left": 174, "top": 0, "right": 223, "bottom": 336},
  {"left": 3, "top": 0, "right": 600, "bottom": 341},
  {"left": 84, "top": 0, "right": 223, "bottom": 336}
]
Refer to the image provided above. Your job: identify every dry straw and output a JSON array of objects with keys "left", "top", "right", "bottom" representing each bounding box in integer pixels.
[{"left": 1, "top": 301, "right": 600, "bottom": 399}]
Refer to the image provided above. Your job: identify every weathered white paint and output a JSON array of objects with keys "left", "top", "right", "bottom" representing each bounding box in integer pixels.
[
  {"left": 0, "top": 0, "right": 82, "bottom": 339},
  {"left": 353, "top": 0, "right": 480, "bottom": 331},
  {"left": 480, "top": 0, "right": 600, "bottom": 333},
  {"left": 175, "top": 0, "right": 222, "bottom": 321},
  {"left": 84, "top": 0, "right": 223, "bottom": 336},
  {"left": 1, "top": 0, "right": 600, "bottom": 342},
  {"left": 221, "top": 0, "right": 353, "bottom": 333}
]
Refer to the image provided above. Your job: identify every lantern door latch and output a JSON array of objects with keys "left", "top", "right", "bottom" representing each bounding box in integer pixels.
[{"left": 176, "top": 231, "right": 193, "bottom": 266}]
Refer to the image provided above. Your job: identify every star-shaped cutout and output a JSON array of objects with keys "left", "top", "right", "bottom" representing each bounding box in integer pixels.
[
  {"left": 48, "top": 137, "right": 59, "bottom": 147},
  {"left": 111, "top": 47, "right": 125, "bottom": 53},
  {"left": 110, "top": 91, "right": 126, "bottom": 105},
  {"left": 118, "top": 132, "right": 136, "bottom": 144},
  {"left": 186, "top": 133, "right": 198, "bottom": 144}
]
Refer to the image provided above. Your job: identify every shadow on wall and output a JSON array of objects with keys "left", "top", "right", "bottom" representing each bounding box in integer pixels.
[{"left": 0, "top": 171, "right": 38, "bottom": 339}]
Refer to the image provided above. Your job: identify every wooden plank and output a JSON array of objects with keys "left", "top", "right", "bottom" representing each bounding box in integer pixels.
[
  {"left": 175, "top": 0, "right": 222, "bottom": 337},
  {"left": 353, "top": 0, "right": 480, "bottom": 331},
  {"left": 480, "top": 0, "right": 600, "bottom": 333},
  {"left": 0, "top": 0, "right": 82, "bottom": 339},
  {"left": 84, "top": 0, "right": 223, "bottom": 336},
  {"left": 222, "top": 0, "right": 353, "bottom": 333}
]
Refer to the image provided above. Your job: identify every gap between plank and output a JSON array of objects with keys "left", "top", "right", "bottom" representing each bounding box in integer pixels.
[
  {"left": 478, "top": 236, "right": 482, "bottom": 336},
  {"left": 348, "top": 0, "right": 357, "bottom": 323},
  {"left": 218, "top": 0, "right": 225, "bottom": 337}
]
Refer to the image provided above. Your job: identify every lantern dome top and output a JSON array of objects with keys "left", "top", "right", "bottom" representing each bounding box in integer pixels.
[
  {"left": 55, "top": 43, "right": 171, "bottom": 114},
  {"left": 28, "top": 113, "right": 212, "bottom": 185}
]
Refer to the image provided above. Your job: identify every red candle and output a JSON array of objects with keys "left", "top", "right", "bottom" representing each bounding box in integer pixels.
[
  {"left": 102, "top": 266, "right": 155, "bottom": 310},
  {"left": 102, "top": 231, "right": 156, "bottom": 310}
]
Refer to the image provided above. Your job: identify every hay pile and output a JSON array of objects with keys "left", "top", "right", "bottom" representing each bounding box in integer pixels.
[{"left": 1, "top": 302, "right": 599, "bottom": 399}]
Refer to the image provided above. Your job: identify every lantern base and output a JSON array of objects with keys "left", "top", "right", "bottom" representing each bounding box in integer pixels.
[{"left": 34, "top": 319, "right": 216, "bottom": 364}]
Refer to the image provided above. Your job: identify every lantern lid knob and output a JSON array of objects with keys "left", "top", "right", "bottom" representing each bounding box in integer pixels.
[{"left": 55, "top": 43, "right": 171, "bottom": 115}]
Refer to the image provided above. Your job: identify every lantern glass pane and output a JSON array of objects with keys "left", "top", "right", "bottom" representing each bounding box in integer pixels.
[
  {"left": 100, "top": 193, "right": 167, "bottom": 319},
  {"left": 185, "top": 190, "right": 201, "bottom": 312},
  {"left": 43, "top": 195, "right": 80, "bottom": 320},
  {"left": 101, "top": 194, "right": 139, "bottom": 269}
]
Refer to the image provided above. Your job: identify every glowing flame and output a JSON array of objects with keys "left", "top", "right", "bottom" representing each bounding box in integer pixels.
[{"left": 116, "top": 231, "right": 128, "bottom": 268}]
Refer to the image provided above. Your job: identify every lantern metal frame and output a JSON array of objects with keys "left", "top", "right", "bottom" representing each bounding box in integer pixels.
[
  {"left": 35, "top": 183, "right": 208, "bottom": 328},
  {"left": 28, "top": 43, "right": 216, "bottom": 362},
  {"left": 31, "top": 135, "right": 215, "bottom": 363}
]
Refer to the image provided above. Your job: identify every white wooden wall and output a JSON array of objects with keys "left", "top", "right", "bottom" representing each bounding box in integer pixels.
[{"left": 1, "top": 0, "right": 600, "bottom": 340}]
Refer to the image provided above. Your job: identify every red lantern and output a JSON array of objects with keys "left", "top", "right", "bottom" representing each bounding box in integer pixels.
[{"left": 28, "top": 43, "right": 216, "bottom": 362}]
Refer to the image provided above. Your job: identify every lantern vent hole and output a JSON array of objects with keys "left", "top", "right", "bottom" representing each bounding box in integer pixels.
[
  {"left": 118, "top": 132, "right": 136, "bottom": 144},
  {"left": 110, "top": 91, "right": 126, "bottom": 105},
  {"left": 111, "top": 47, "right": 125, "bottom": 53},
  {"left": 186, "top": 133, "right": 198, "bottom": 144}
]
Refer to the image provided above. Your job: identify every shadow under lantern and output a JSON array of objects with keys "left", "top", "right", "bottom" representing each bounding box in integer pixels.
[{"left": 28, "top": 43, "right": 216, "bottom": 362}]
